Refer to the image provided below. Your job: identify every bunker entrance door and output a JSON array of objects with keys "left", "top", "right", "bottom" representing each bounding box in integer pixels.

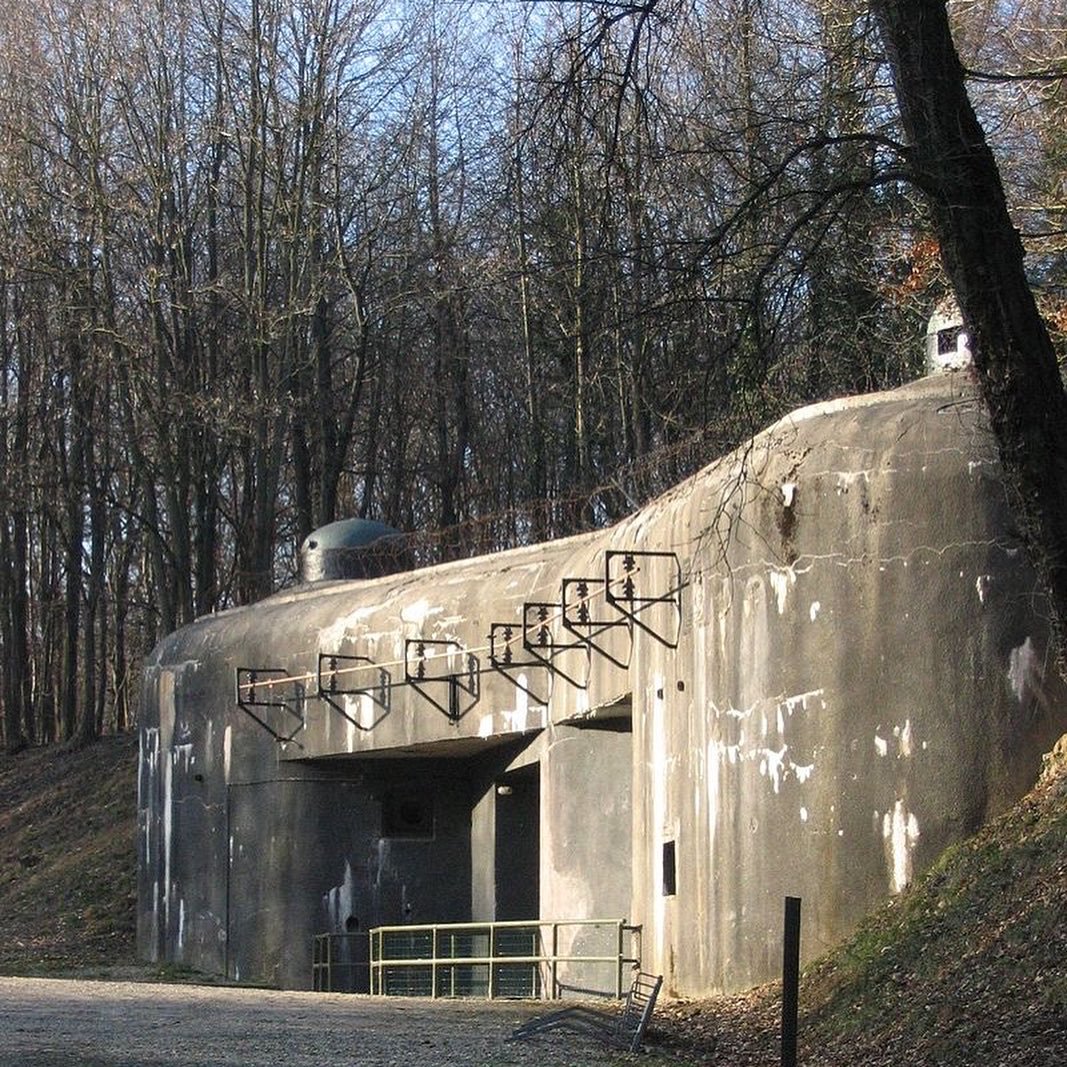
[{"left": 494, "top": 762, "right": 539, "bottom": 920}]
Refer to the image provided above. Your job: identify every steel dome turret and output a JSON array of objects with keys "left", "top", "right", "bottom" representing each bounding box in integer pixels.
[{"left": 298, "top": 518, "right": 408, "bottom": 582}]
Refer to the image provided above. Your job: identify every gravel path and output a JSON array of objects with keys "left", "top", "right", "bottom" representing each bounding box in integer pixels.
[{"left": 0, "top": 977, "right": 653, "bottom": 1067}]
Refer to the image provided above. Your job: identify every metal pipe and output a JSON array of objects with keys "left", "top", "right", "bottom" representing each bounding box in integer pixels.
[{"left": 781, "top": 897, "right": 801, "bottom": 1067}]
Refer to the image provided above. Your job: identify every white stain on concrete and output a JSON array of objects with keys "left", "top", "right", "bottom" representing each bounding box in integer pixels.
[
  {"left": 759, "top": 745, "right": 789, "bottom": 794},
  {"left": 895, "top": 720, "right": 913, "bottom": 757},
  {"left": 1008, "top": 636, "right": 1039, "bottom": 704},
  {"left": 479, "top": 679, "right": 548, "bottom": 738},
  {"left": 151, "top": 879, "right": 160, "bottom": 951},
  {"left": 874, "top": 734, "right": 889, "bottom": 757},
  {"left": 882, "top": 799, "right": 920, "bottom": 893},
  {"left": 835, "top": 469, "right": 871, "bottom": 493},
  {"left": 711, "top": 700, "right": 749, "bottom": 763},
  {"left": 223, "top": 725, "right": 232, "bottom": 784},
  {"left": 574, "top": 688, "right": 590, "bottom": 716},
  {"left": 503, "top": 707, "right": 530, "bottom": 733},
  {"left": 768, "top": 567, "right": 796, "bottom": 615},
  {"left": 354, "top": 693, "right": 371, "bottom": 731},
  {"left": 809, "top": 601, "right": 821, "bottom": 622},
  {"left": 706, "top": 738, "right": 720, "bottom": 854},
  {"left": 975, "top": 574, "right": 991, "bottom": 604},
  {"left": 143, "top": 728, "right": 160, "bottom": 775},
  {"left": 336, "top": 692, "right": 379, "bottom": 733},
  {"left": 400, "top": 599, "right": 440, "bottom": 626},
  {"left": 709, "top": 691, "right": 821, "bottom": 791},
  {"left": 514, "top": 675, "right": 530, "bottom": 719},
  {"left": 799, "top": 807, "right": 808, "bottom": 823},
  {"left": 375, "top": 840, "right": 391, "bottom": 892},
  {"left": 778, "top": 689, "right": 822, "bottom": 717},
  {"left": 725, "top": 703, "right": 753, "bottom": 720},
  {"left": 781, "top": 482, "right": 797, "bottom": 507},
  {"left": 501, "top": 690, "right": 548, "bottom": 735},
  {"left": 140, "top": 728, "right": 160, "bottom": 858},
  {"left": 324, "top": 861, "right": 355, "bottom": 932},
  {"left": 317, "top": 606, "right": 378, "bottom": 651}
]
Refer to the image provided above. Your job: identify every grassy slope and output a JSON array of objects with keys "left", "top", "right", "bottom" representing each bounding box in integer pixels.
[
  {"left": 655, "top": 739, "right": 1067, "bottom": 1065},
  {"left": 0, "top": 733, "right": 138, "bottom": 975},
  {"left": 800, "top": 739, "right": 1067, "bottom": 1064}
]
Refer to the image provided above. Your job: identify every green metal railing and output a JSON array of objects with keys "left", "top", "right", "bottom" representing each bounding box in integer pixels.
[
  {"left": 365, "top": 918, "right": 641, "bottom": 1000},
  {"left": 312, "top": 932, "right": 369, "bottom": 993}
]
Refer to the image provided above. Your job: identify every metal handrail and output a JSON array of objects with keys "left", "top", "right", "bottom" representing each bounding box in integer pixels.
[
  {"left": 312, "top": 932, "right": 370, "bottom": 993},
  {"left": 366, "top": 918, "right": 641, "bottom": 1000}
]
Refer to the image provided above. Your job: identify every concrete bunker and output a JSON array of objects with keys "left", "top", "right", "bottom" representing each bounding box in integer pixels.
[{"left": 138, "top": 373, "right": 1067, "bottom": 996}]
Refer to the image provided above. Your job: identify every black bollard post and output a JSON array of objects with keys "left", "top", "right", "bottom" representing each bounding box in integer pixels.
[{"left": 781, "top": 896, "right": 801, "bottom": 1067}]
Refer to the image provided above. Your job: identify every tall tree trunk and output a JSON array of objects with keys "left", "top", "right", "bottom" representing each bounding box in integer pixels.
[
  {"left": 872, "top": 0, "right": 1067, "bottom": 660},
  {"left": 110, "top": 504, "right": 134, "bottom": 733},
  {"left": 0, "top": 280, "right": 30, "bottom": 752},
  {"left": 511, "top": 33, "right": 546, "bottom": 533},
  {"left": 77, "top": 467, "right": 107, "bottom": 746}
]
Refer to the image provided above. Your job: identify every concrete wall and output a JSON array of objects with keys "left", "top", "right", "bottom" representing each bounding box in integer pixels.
[
  {"left": 626, "top": 375, "right": 1066, "bottom": 993},
  {"left": 540, "top": 724, "right": 632, "bottom": 994},
  {"left": 541, "top": 725, "right": 632, "bottom": 924},
  {"left": 139, "top": 374, "right": 1067, "bottom": 996}
]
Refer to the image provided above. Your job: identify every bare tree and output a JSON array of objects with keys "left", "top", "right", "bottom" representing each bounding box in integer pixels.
[{"left": 871, "top": 0, "right": 1067, "bottom": 657}]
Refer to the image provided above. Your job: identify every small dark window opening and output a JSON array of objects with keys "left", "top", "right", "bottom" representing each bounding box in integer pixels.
[
  {"left": 937, "top": 327, "right": 959, "bottom": 356},
  {"left": 345, "top": 915, "right": 360, "bottom": 932},
  {"left": 662, "top": 840, "right": 677, "bottom": 896},
  {"left": 382, "top": 791, "right": 434, "bottom": 839}
]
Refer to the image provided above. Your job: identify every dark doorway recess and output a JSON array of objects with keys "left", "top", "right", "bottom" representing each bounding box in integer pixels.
[
  {"left": 494, "top": 763, "right": 540, "bottom": 920},
  {"left": 662, "top": 839, "right": 677, "bottom": 896}
]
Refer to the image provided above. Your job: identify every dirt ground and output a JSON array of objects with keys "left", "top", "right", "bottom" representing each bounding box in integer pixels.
[{"left": 0, "top": 976, "right": 672, "bottom": 1067}]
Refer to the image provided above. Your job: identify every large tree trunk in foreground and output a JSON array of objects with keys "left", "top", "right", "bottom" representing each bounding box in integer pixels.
[{"left": 872, "top": 0, "right": 1067, "bottom": 660}]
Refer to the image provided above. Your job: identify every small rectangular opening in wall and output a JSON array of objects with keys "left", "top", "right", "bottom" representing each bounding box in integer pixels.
[
  {"left": 382, "top": 791, "right": 434, "bottom": 839},
  {"left": 662, "top": 840, "right": 677, "bottom": 896}
]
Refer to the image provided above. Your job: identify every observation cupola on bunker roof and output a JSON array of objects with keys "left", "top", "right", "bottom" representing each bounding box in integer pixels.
[
  {"left": 298, "top": 518, "right": 409, "bottom": 583},
  {"left": 925, "top": 296, "right": 973, "bottom": 374}
]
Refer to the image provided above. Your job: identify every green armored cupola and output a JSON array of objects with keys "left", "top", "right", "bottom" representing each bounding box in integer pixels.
[{"left": 298, "top": 518, "right": 409, "bottom": 582}]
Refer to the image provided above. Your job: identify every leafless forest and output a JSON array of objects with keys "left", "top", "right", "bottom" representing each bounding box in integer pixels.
[{"left": 0, "top": 0, "right": 1062, "bottom": 747}]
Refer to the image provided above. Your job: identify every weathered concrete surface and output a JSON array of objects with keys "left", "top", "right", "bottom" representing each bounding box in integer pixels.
[
  {"left": 0, "top": 977, "right": 612, "bottom": 1067},
  {"left": 627, "top": 374, "right": 1066, "bottom": 993},
  {"left": 139, "top": 373, "right": 1067, "bottom": 998}
]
